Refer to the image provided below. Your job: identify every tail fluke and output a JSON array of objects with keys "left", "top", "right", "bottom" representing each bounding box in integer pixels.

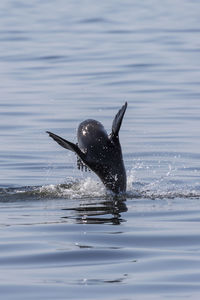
[{"left": 110, "top": 102, "right": 127, "bottom": 139}]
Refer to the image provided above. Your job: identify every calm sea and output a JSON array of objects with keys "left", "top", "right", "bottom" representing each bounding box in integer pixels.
[{"left": 0, "top": 0, "right": 200, "bottom": 299}]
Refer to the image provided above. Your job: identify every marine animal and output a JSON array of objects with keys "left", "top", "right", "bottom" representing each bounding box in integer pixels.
[{"left": 47, "top": 102, "right": 127, "bottom": 194}]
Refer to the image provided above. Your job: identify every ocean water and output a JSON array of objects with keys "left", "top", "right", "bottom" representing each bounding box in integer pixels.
[{"left": 1, "top": 0, "right": 200, "bottom": 299}]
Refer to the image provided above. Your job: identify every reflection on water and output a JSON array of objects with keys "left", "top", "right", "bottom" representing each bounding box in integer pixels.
[{"left": 62, "top": 198, "right": 127, "bottom": 225}]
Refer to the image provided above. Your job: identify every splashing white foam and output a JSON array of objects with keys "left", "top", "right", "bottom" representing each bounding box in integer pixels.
[
  {"left": 126, "top": 170, "right": 200, "bottom": 199},
  {"left": 127, "top": 169, "right": 136, "bottom": 191},
  {"left": 38, "top": 170, "right": 200, "bottom": 200},
  {"left": 39, "top": 177, "right": 106, "bottom": 199},
  {"left": 1, "top": 170, "right": 199, "bottom": 201}
]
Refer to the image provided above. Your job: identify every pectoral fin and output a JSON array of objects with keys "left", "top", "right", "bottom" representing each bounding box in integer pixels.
[
  {"left": 46, "top": 131, "right": 86, "bottom": 163},
  {"left": 110, "top": 102, "right": 127, "bottom": 139}
]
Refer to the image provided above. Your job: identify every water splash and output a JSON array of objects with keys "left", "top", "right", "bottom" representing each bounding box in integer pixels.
[
  {"left": 127, "top": 171, "right": 200, "bottom": 199},
  {"left": 39, "top": 177, "right": 106, "bottom": 199},
  {"left": 0, "top": 171, "right": 199, "bottom": 202}
]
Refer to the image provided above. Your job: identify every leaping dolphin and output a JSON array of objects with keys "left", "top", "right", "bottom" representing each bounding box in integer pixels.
[{"left": 47, "top": 102, "right": 127, "bottom": 194}]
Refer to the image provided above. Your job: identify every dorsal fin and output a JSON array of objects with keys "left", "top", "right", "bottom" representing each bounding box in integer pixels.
[
  {"left": 110, "top": 102, "right": 127, "bottom": 139},
  {"left": 46, "top": 131, "right": 87, "bottom": 163}
]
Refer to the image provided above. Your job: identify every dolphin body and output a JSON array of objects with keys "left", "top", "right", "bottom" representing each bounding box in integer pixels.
[{"left": 47, "top": 102, "right": 127, "bottom": 194}]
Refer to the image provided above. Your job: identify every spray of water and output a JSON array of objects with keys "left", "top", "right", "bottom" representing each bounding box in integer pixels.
[{"left": 0, "top": 168, "right": 199, "bottom": 201}]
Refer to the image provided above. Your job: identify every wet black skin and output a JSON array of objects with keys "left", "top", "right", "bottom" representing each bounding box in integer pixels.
[{"left": 47, "top": 102, "right": 127, "bottom": 194}]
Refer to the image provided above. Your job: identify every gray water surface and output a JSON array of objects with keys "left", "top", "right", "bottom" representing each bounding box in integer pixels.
[{"left": 0, "top": 0, "right": 200, "bottom": 299}]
